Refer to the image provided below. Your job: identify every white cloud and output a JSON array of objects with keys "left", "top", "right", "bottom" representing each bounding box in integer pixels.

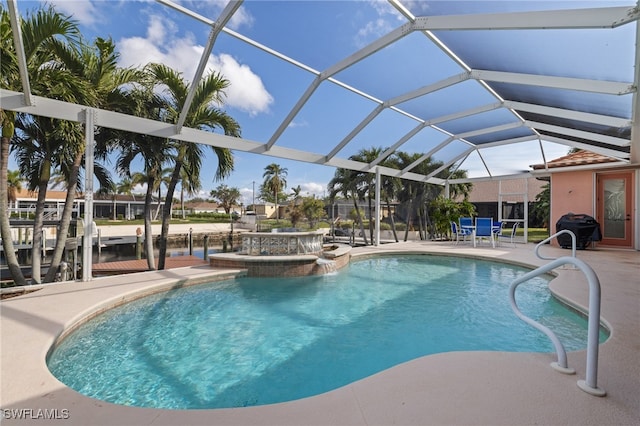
[
  {"left": 300, "top": 182, "right": 325, "bottom": 197},
  {"left": 45, "top": 0, "right": 100, "bottom": 26},
  {"left": 288, "top": 119, "right": 308, "bottom": 129},
  {"left": 208, "top": 54, "right": 273, "bottom": 116},
  {"left": 355, "top": 18, "right": 394, "bottom": 48},
  {"left": 117, "top": 14, "right": 272, "bottom": 116}
]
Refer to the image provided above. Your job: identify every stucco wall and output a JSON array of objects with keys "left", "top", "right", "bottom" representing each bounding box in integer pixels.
[{"left": 550, "top": 170, "right": 594, "bottom": 245}]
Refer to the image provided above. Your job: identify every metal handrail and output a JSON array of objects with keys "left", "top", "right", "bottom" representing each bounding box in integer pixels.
[
  {"left": 509, "top": 256, "right": 606, "bottom": 396},
  {"left": 535, "top": 229, "right": 576, "bottom": 260}
]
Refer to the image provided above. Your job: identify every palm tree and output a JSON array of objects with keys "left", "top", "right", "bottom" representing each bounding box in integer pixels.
[
  {"left": 112, "top": 84, "right": 173, "bottom": 271},
  {"left": 1, "top": 4, "right": 81, "bottom": 285},
  {"left": 328, "top": 167, "right": 369, "bottom": 245},
  {"left": 379, "top": 156, "right": 402, "bottom": 242},
  {"left": 146, "top": 63, "right": 239, "bottom": 270},
  {"left": 7, "top": 169, "right": 22, "bottom": 209},
  {"left": 0, "top": 111, "right": 26, "bottom": 285},
  {"left": 290, "top": 185, "right": 302, "bottom": 205},
  {"left": 349, "top": 147, "right": 385, "bottom": 243},
  {"left": 262, "top": 163, "right": 287, "bottom": 220},
  {"left": 42, "top": 37, "right": 138, "bottom": 283}
]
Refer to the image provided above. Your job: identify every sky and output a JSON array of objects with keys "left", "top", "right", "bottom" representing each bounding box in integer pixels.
[{"left": 9, "top": 0, "right": 627, "bottom": 205}]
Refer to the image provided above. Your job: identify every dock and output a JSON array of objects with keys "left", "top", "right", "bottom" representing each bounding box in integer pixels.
[{"left": 92, "top": 256, "right": 209, "bottom": 275}]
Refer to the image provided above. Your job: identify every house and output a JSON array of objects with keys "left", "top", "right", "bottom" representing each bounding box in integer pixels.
[
  {"left": 184, "top": 202, "right": 223, "bottom": 214},
  {"left": 532, "top": 151, "right": 638, "bottom": 249},
  {"left": 10, "top": 188, "right": 154, "bottom": 221}
]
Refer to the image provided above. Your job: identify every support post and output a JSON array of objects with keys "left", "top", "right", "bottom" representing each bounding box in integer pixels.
[
  {"left": 375, "top": 166, "right": 381, "bottom": 247},
  {"left": 203, "top": 235, "right": 209, "bottom": 260},
  {"left": 82, "top": 109, "right": 95, "bottom": 282},
  {"left": 136, "top": 227, "right": 142, "bottom": 260}
]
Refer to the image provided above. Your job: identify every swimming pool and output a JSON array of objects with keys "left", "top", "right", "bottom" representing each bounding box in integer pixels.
[{"left": 47, "top": 255, "right": 607, "bottom": 409}]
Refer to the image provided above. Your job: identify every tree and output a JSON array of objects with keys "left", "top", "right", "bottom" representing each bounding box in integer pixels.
[
  {"left": 290, "top": 185, "right": 302, "bottom": 205},
  {"left": 113, "top": 84, "right": 173, "bottom": 271},
  {"left": 301, "top": 196, "right": 325, "bottom": 228},
  {"left": 349, "top": 147, "right": 384, "bottom": 243},
  {"left": 531, "top": 181, "right": 550, "bottom": 230},
  {"left": 0, "top": 111, "right": 26, "bottom": 285},
  {"left": 210, "top": 184, "right": 241, "bottom": 214},
  {"left": 328, "top": 167, "right": 369, "bottom": 245},
  {"left": 1, "top": 4, "right": 82, "bottom": 285},
  {"left": 262, "top": 163, "right": 287, "bottom": 220},
  {"left": 42, "top": 36, "right": 137, "bottom": 283},
  {"left": 146, "top": 63, "right": 239, "bottom": 270},
  {"left": 7, "top": 169, "right": 22, "bottom": 208}
]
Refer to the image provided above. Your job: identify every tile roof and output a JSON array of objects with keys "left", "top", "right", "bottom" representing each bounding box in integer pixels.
[{"left": 531, "top": 151, "right": 619, "bottom": 170}]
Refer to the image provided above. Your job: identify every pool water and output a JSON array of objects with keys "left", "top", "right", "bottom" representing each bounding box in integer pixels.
[{"left": 47, "top": 255, "right": 607, "bottom": 409}]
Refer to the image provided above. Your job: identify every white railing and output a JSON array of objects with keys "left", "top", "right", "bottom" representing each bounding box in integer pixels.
[
  {"left": 535, "top": 229, "right": 577, "bottom": 260},
  {"left": 509, "top": 256, "right": 606, "bottom": 396}
]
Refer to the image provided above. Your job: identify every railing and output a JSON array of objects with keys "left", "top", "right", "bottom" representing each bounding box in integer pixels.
[
  {"left": 535, "top": 229, "right": 577, "bottom": 261},
  {"left": 509, "top": 256, "right": 606, "bottom": 396}
]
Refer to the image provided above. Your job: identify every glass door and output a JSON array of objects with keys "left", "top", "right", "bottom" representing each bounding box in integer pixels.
[{"left": 596, "top": 172, "right": 633, "bottom": 247}]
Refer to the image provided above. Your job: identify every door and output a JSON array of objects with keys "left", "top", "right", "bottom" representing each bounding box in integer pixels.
[{"left": 596, "top": 172, "right": 634, "bottom": 247}]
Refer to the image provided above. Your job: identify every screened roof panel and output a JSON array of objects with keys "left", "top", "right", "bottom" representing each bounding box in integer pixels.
[
  {"left": 238, "top": 1, "right": 368, "bottom": 71},
  {"left": 336, "top": 108, "right": 421, "bottom": 159},
  {"left": 2, "top": 0, "right": 638, "bottom": 188},
  {"left": 487, "top": 82, "right": 633, "bottom": 119},
  {"left": 436, "top": 108, "right": 521, "bottom": 136},
  {"left": 333, "top": 31, "right": 465, "bottom": 101},
  {"left": 396, "top": 79, "right": 498, "bottom": 123},
  {"left": 464, "top": 126, "right": 536, "bottom": 146},
  {"left": 517, "top": 111, "right": 631, "bottom": 140},
  {"left": 434, "top": 25, "right": 635, "bottom": 81}
]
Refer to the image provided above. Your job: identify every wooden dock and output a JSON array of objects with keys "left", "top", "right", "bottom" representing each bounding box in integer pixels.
[{"left": 92, "top": 256, "right": 209, "bottom": 275}]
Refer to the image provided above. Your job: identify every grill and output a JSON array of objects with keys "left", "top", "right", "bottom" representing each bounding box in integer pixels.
[{"left": 556, "top": 213, "right": 602, "bottom": 249}]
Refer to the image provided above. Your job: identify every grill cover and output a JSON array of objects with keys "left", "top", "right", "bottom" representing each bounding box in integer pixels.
[{"left": 555, "top": 213, "right": 602, "bottom": 249}]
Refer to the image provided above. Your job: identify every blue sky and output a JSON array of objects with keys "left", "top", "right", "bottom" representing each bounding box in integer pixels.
[{"left": 10, "top": 0, "right": 615, "bottom": 205}]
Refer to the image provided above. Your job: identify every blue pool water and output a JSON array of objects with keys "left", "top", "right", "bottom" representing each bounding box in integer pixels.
[{"left": 47, "top": 255, "right": 607, "bottom": 409}]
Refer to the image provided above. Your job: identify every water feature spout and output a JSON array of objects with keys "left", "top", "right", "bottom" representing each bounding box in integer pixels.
[{"left": 315, "top": 258, "right": 337, "bottom": 274}]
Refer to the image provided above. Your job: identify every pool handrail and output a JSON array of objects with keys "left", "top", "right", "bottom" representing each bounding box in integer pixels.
[
  {"left": 535, "top": 229, "right": 577, "bottom": 260},
  {"left": 509, "top": 255, "right": 606, "bottom": 397}
]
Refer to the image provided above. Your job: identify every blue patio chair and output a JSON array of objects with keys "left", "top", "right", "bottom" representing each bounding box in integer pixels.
[
  {"left": 497, "top": 222, "right": 519, "bottom": 247},
  {"left": 459, "top": 217, "right": 473, "bottom": 230},
  {"left": 474, "top": 217, "right": 495, "bottom": 248},
  {"left": 492, "top": 220, "right": 504, "bottom": 239},
  {"left": 451, "top": 221, "right": 471, "bottom": 245}
]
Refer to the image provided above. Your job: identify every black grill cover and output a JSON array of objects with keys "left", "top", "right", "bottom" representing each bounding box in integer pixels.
[{"left": 556, "top": 213, "right": 602, "bottom": 249}]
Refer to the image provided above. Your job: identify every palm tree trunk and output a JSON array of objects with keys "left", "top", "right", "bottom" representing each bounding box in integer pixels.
[
  {"left": 43, "top": 152, "right": 82, "bottom": 283},
  {"left": 30, "top": 171, "right": 49, "bottom": 284},
  {"left": 404, "top": 197, "right": 413, "bottom": 242},
  {"left": 158, "top": 161, "right": 182, "bottom": 270},
  {"left": 153, "top": 186, "right": 162, "bottom": 221},
  {"left": 181, "top": 187, "right": 185, "bottom": 219},
  {"left": 386, "top": 199, "right": 399, "bottom": 242},
  {"left": 352, "top": 196, "right": 369, "bottom": 245},
  {"left": 144, "top": 179, "right": 156, "bottom": 270},
  {"left": 0, "top": 134, "right": 27, "bottom": 286}
]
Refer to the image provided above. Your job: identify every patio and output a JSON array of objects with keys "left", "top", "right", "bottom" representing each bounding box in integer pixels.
[{"left": 1, "top": 242, "right": 638, "bottom": 425}]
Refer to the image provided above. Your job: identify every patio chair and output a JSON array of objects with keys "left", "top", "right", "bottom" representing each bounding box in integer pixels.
[
  {"left": 497, "top": 222, "right": 519, "bottom": 247},
  {"left": 451, "top": 221, "right": 472, "bottom": 245},
  {"left": 474, "top": 217, "right": 495, "bottom": 248},
  {"left": 459, "top": 217, "right": 473, "bottom": 231}
]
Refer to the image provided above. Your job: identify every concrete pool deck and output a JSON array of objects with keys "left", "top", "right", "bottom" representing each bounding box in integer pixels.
[{"left": 1, "top": 242, "right": 638, "bottom": 425}]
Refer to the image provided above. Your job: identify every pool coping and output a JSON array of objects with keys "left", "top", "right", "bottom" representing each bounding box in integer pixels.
[{"left": 1, "top": 242, "right": 639, "bottom": 425}]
